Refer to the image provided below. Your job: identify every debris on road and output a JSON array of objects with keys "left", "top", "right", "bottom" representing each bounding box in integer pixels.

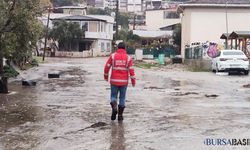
[
  {"left": 22, "top": 80, "right": 37, "bottom": 86},
  {"left": 205, "top": 94, "right": 219, "bottom": 98},
  {"left": 243, "top": 84, "right": 250, "bottom": 88}
]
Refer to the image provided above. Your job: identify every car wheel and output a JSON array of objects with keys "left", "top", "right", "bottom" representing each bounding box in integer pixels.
[
  {"left": 244, "top": 70, "right": 249, "bottom": 75},
  {"left": 216, "top": 64, "right": 220, "bottom": 73}
]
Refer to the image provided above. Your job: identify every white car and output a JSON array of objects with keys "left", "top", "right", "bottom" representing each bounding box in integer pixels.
[{"left": 211, "top": 50, "right": 249, "bottom": 75}]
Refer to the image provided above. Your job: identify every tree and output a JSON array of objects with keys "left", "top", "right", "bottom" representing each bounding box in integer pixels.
[
  {"left": 117, "top": 12, "right": 130, "bottom": 29},
  {"left": 40, "top": 0, "right": 52, "bottom": 8},
  {"left": 87, "top": 7, "right": 112, "bottom": 16},
  {"left": 173, "top": 24, "right": 181, "bottom": 54},
  {"left": 0, "top": 0, "right": 43, "bottom": 93},
  {"left": 116, "top": 29, "right": 141, "bottom": 48},
  {"left": 87, "top": 7, "right": 130, "bottom": 29},
  {"left": 48, "top": 20, "right": 85, "bottom": 50},
  {"left": 51, "top": 0, "right": 83, "bottom": 7}
]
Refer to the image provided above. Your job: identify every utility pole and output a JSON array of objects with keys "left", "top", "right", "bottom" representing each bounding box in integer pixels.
[
  {"left": 133, "top": 0, "right": 136, "bottom": 30},
  {"left": 133, "top": 15, "right": 136, "bottom": 30},
  {"left": 43, "top": 7, "right": 51, "bottom": 61},
  {"left": 115, "top": 0, "right": 119, "bottom": 40}
]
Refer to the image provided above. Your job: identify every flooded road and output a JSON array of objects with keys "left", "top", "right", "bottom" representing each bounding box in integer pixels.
[{"left": 1, "top": 57, "right": 250, "bottom": 150}]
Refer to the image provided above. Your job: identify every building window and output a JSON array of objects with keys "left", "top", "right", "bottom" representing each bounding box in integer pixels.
[
  {"left": 107, "top": 43, "right": 111, "bottom": 52},
  {"left": 72, "top": 21, "right": 80, "bottom": 25},
  {"left": 89, "top": 21, "right": 98, "bottom": 32},
  {"left": 81, "top": 21, "right": 88, "bottom": 31},
  {"left": 163, "top": 11, "right": 180, "bottom": 19},
  {"left": 99, "top": 22, "right": 105, "bottom": 32},
  {"left": 101, "top": 42, "right": 105, "bottom": 52}
]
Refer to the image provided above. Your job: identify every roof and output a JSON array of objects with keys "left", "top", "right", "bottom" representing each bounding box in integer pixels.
[
  {"left": 133, "top": 30, "right": 173, "bottom": 38},
  {"left": 55, "top": 6, "right": 87, "bottom": 9},
  {"left": 43, "top": 13, "right": 72, "bottom": 19},
  {"left": 87, "top": 15, "right": 114, "bottom": 23},
  {"left": 178, "top": 0, "right": 250, "bottom": 12},
  {"left": 146, "top": 8, "right": 178, "bottom": 12},
  {"left": 187, "top": 0, "right": 250, "bottom": 4},
  {"left": 220, "top": 31, "right": 250, "bottom": 39},
  {"left": 51, "top": 15, "right": 107, "bottom": 22},
  {"left": 159, "top": 23, "right": 179, "bottom": 30},
  {"left": 230, "top": 31, "right": 250, "bottom": 38},
  {"left": 220, "top": 33, "right": 231, "bottom": 39},
  {"left": 179, "top": 4, "right": 250, "bottom": 9}
]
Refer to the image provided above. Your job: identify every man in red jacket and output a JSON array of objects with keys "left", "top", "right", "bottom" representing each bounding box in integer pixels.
[{"left": 104, "top": 42, "right": 136, "bottom": 121}]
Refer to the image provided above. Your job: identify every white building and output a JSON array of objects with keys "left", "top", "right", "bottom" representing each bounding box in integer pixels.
[
  {"left": 55, "top": 6, "right": 87, "bottom": 15},
  {"left": 146, "top": 8, "right": 181, "bottom": 30},
  {"left": 90, "top": 0, "right": 145, "bottom": 13},
  {"left": 127, "top": 0, "right": 143, "bottom": 12},
  {"left": 93, "top": 0, "right": 128, "bottom": 12},
  {"left": 178, "top": 1, "right": 250, "bottom": 58},
  {"left": 40, "top": 14, "right": 114, "bottom": 57},
  {"left": 145, "top": 0, "right": 162, "bottom": 10}
]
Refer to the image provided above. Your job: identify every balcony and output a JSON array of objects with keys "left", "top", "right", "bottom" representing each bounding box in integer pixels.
[{"left": 85, "top": 31, "right": 113, "bottom": 40}]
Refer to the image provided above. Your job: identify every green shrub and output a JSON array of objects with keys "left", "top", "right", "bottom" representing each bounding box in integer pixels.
[
  {"left": 3, "top": 66, "right": 19, "bottom": 78},
  {"left": 30, "top": 59, "right": 39, "bottom": 66}
]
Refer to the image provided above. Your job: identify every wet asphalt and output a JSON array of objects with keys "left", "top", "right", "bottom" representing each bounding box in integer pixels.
[{"left": 0, "top": 57, "right": 250, "bottom": 150}]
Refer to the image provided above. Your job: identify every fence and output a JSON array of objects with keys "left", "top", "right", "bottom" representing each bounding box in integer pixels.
[
  {"left": 127, "top": 47, "right": 177, "bottom": 58},
  {"left": 185, "top": 46, "right": 203, "bottom": 59}
]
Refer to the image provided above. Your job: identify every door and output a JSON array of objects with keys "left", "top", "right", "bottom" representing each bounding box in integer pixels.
[{"left": 79, "top": 42, "right": 86, "bottom": 52}]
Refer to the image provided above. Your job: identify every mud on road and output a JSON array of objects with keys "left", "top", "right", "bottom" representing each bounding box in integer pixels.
[{"left": 0, "top": 57, "right": 250, "bottom": 150}]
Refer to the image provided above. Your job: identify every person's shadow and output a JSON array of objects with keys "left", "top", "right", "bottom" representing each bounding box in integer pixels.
[{"left": 110, "top": 122, "right": 126, "bottom": 150}]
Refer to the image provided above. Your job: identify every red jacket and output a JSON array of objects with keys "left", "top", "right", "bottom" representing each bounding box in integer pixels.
[{"left": 104, "top": 49, "right": 136, "bottom": 86}]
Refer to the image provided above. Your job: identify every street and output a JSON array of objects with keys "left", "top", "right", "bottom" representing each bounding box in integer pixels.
[{"left": 0, "top": 57, "right": 250, "bottom": 150}]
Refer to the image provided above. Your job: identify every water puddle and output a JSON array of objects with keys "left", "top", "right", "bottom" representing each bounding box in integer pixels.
[
  {"left": 170, "top": 92, "right": 199, "bottom": 96},
  {"left": 0, "top": 103, "right": 38, "bottom": 129}
]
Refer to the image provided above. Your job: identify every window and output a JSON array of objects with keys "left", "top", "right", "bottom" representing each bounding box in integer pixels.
[
  {"left": 223, "top": 51, "right": 244, "bottom": 55},
  {"left": 89, "top": 21, "right": 98, "bottom": 32},
  {"left": 163, "top": 11, "right": 180, "bottom": 19},
  {"left": 99, "top": 22, "right": 105, "bottom": 32},
  {"left": 107, "top": 43, "right": 111, "bottom": 52},
  {"left": 81, "top": 21, "right": 88, "bottom": 31},
  {"left": 101, "top": 42, "right": 105, "bottom": 52},
  {"left": 72, "top": 21, "right": 80, "bottom": 25}
]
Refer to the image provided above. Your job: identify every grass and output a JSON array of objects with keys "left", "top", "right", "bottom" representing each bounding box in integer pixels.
[
  {"left": 188, "top": 67, "right": 211, "bottom": 72},
  {"left": 135, "top": 62, "right": 161, "bottom": 69},
  {"left": 33, "top": 56, "right": 44, "bottom": 64},
  {"left": 21, "top": 57, "right": 40, "bottom": 70},
  {"left": 3, "top": 66, "right": 19, "bottom": 78}
]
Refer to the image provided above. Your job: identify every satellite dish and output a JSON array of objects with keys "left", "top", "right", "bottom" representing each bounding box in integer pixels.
[{"left": 111, "top": 12, "right": 115, "bottom": 17}]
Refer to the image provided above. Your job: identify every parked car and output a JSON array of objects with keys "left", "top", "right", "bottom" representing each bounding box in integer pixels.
[{"left": 211, "top": 50, "right": 249, "bottom": 75}]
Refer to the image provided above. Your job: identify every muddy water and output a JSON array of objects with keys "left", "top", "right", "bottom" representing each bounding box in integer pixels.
[{"left": 0, "top": 57, "right": 250, "bottom": 150}]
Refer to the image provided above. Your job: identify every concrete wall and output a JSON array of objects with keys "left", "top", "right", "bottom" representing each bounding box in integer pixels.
[
  {"left": 184, "top": 59, "right": 212, "bottom": 70},
  {"left": 181, "top": 7, "right": 250, "bottom": 58},
  {"left": 55, "top": 51, "right": 92, "bottom": 57},
  {"left": 55, "top": 39, "right": 112, "bottom": 58},
  {"left": 146, "top": 9, "right": 181, "bottom": 30},
  {"left": 93, "top": 39, "right": 112, "bottom": 57},
  {"left": 127, "top": 0, "right": 142, "bottom": 12}
]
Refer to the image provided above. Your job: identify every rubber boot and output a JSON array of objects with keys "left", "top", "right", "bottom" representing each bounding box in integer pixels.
[
  {"left": 110, "top": 101, "right": 118, "bottom": 120},
  {"left": 118, "top": 105, "right": 125, "bottom": 121}
]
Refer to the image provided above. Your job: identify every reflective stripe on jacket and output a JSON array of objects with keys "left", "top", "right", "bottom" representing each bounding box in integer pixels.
[{"left": 104, "top": 49, "right": 136, "bottom": 86}]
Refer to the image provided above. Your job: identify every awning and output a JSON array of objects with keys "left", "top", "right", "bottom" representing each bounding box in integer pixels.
[
  {"left": 133, "top": 30, "right": 173, "bottom": 38},
  {"left": 220, "top": 33, "right": 231, "bottom": 39},
  {"left": 230, "top": 31, "right": 250, "bottom": 39}
]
